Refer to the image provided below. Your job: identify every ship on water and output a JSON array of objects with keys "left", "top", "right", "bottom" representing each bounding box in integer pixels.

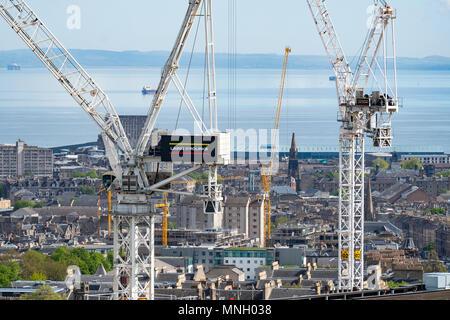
[
  {"left": 142, "top": 86, "right": 156, "bottom": 95},
  {"left": 7, "top": 63, "right": 21, "bottom": 71}
]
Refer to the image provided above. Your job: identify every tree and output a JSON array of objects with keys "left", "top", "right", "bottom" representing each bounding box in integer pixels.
[
  {"left": 20, "top": 250, "right": 67, "bottom": 281},
  {"left": 20, "top": 250, "right": 46, "bottom": 280},
  {"left": 29, "top": 272, "right": 47, "bottom": 281},
  {"left": 326, "top": 171, "right": 339, "bottom": 179},
  {"left": 373, "top": 158, "right": 389, "bottom": 171},
  {"left": 79, "top": 185, "right": 96, "bottom": 195},
  {"left": 72, "top": 170, "right": 99, "bottom": 179},
  {"left": 0, "top": 184, "right": 6, "bottom": 198},
  {"left": 387, "top": 280, "right": 408, "bottom": 288},
  {"left": 401, "top": 158, "right": 422, "bottom": 170},
  {"left": 19, "top": 285, "right": 66, "bottom": 300},
  {"left": 0, "top": 261, "right": 20, "bottom": 287},
  {"left": 423, "top": 249, "right": 447, "bottom": 273},
  {"left": 435, "top": 170, "right": 450, "bottom": 178},
  {"left": 167, "top": 222, "right": 177, "bottom": 230},
  {"left": 13, "top": 200, "right": 43, "bottom": 211},
  {"left": 107, "top": 251, "right": 114, "bottom": 269},
  {"left": 273, "top": 216, "right": 290, "bottom": 229},
  {"left": 50, "top": 247, "right": 112, "bottom": 275}
]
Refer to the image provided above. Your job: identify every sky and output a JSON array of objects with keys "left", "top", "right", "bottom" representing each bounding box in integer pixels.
[{"left": 1, "top": 0, "right": 450, "bottom": 58}]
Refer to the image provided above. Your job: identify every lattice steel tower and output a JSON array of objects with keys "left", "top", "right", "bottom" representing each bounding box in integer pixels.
[{"left": 306, "top": 0, "right": 399, "bottom": 291}]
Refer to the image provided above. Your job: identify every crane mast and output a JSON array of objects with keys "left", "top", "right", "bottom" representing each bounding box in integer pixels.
[
  {"left": 306, "top": 0, "right": 399, "bottom": 291},
  {"left": 1, "top": 0, "right": 229, "bottom": 300}
]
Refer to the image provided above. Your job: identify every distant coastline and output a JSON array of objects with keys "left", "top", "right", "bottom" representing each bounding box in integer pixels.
[{"left": 1, "top": 49, "right": 450, "bottom": 70}]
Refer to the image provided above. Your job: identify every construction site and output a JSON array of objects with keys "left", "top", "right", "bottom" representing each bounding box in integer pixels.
[{"left": 0, "top": 0, "right": 449, "bottom": 302}]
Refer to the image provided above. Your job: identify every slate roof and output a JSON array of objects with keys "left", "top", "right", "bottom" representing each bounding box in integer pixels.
[
  {"left": 35, "top": 206, "right": 98, "bottom": 217},
  {"left": 10, "top": 207, "right": 39, "bottom": 218},
  {"left": 224, "top": 196, "right": 250, "bottom": 206},
  {"left": 268, "top": 287, "right": 316, "bottom": 300}
]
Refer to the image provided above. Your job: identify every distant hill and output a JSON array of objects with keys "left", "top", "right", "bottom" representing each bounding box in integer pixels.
[{"left": 1, "top": 49, "right": 449, "bottom": 70}]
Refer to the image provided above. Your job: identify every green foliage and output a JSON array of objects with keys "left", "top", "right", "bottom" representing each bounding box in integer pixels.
[
  {"left": 326, "top": 171, "right": 339, "bottom": 179},
  {"left": 50, "top": 247, "right": 112, "bottom": 275},
  {"left": 20, "top": 250, "right": 50, "bottom": 280},
  {"left": 387, "top": 280, "right": 408, "bottom": 288},
  {"left": 273, "top": 216, "right": 290, "bottom": 229},
  {"left": 29, "top": 272, "right": 47, "bottom": 281},
  {"left": 401, "top": 158, "right": 422, "bottom": 170},
  {"left": 0, "top": 261, "right": 20, "bottom": 287},
  {"left": 423, "top": 241, "right": 435, "bottom": 252},
  {"left": 19, "top": 285, "right": 66, "bottom": 300},
  {"left": 188, "top": 171, "right": 222, "bottom": 182},
  {"left": 79, "top": 185, "right": 96, "bottom": 195},
  {"left": 424, "top": 208, "right": 446, "bottom": 215},
  {"left": 167, "top": 222, "right": 177, "bottom": 230},
  {"left": 0, "top": 184, "right": 6, "bottom": 198},
  {"left": 423, "top": 249, "right": 447, "bottom": 273},
  {"left": 33, "top": 202, "right": 43, "bottom": 208},
  {"left": 107, "top": 251, "right": 114, "bottom": 268},
  {"left": 13, "top": 200, "right": 44, "bottom": 211},
  {"left": 72, "top": 170, "right": 99, "bottom": 179},
  {"left": 435, "top": 170, "right": 450, "bottom": 178},
  {"left": 373, "top": 158, "right": 389, "bottom": 171},
  {"left": 437, "top": 189, "right": 448, "bottom": 196}
]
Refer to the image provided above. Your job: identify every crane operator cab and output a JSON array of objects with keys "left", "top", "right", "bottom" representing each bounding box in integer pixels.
[{"left": 355, "top": 90, "right": 398, "bottom": 148}]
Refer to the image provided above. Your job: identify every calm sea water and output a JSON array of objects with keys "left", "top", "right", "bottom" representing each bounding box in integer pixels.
[{"left": 0, "top": 67, "right": 449, "bottom": 153}]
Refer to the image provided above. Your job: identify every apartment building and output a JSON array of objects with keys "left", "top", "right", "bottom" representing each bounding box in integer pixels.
[
  {"left": 0, "top": 140, "right": 53, "bottom": 178},
  {"left": 401, "top": 154, "right": 450, "bottom": 165},
  {"left": 223, "top": 196, "right": 265, "bottom": 246}
]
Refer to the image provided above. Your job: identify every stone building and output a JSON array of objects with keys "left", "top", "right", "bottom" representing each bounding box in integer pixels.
[{"left": 0, "top": 140, "right": 53, "bottom": 178}]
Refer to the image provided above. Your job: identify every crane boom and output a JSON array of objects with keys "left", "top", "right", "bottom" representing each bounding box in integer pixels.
[
  {"left": 306, "top": 0, "right": 353, "bottom": 107},
  {"left": 0, "top": 0, "right": 133, "bottom": 170},
  {"left": 135, "top": 0, "right": 204, "bottom": 157}
]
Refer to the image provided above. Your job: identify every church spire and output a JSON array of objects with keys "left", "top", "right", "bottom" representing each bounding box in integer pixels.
[
  {"left": 290, "top": 132, "right": 298, "bottom": 155},
  {"left": 288, "top": 133, "right": 299, "bottom": 180}
]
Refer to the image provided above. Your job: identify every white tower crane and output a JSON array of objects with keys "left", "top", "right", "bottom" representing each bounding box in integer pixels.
[
  {"left": 306, "top": 0, "right": 399, "bottom": 291},
  {"left": 0, "top": 0, "right": 229, "bottom": 300}
]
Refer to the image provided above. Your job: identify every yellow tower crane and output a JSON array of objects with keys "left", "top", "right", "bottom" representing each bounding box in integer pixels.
[
  {"left": 96, "top": 187, "right": 113, "bottom": 238},
  {"left": 261, "top": 47, "right": 291, "bottom": 247},
  {"left": 156, "top": 193, "right": 169, "bottom": 246}
]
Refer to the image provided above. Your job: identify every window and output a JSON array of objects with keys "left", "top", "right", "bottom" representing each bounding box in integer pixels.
[
  {"left": 247, "top": 260, "right": 250, "bottom": 264},
  {"left": 225, "top": 259, "right": 229, "bottom": 263},
  {"left": 247, "top": 268, "right": 250, "bottom": 271},
  {"left": 232, "top": 260, "right": 236, "bottom": 264}
]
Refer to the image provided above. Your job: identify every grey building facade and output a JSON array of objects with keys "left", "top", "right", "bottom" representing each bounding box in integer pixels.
[{"left": 0, "top": 140, "right": 53, "bottom": 178}]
